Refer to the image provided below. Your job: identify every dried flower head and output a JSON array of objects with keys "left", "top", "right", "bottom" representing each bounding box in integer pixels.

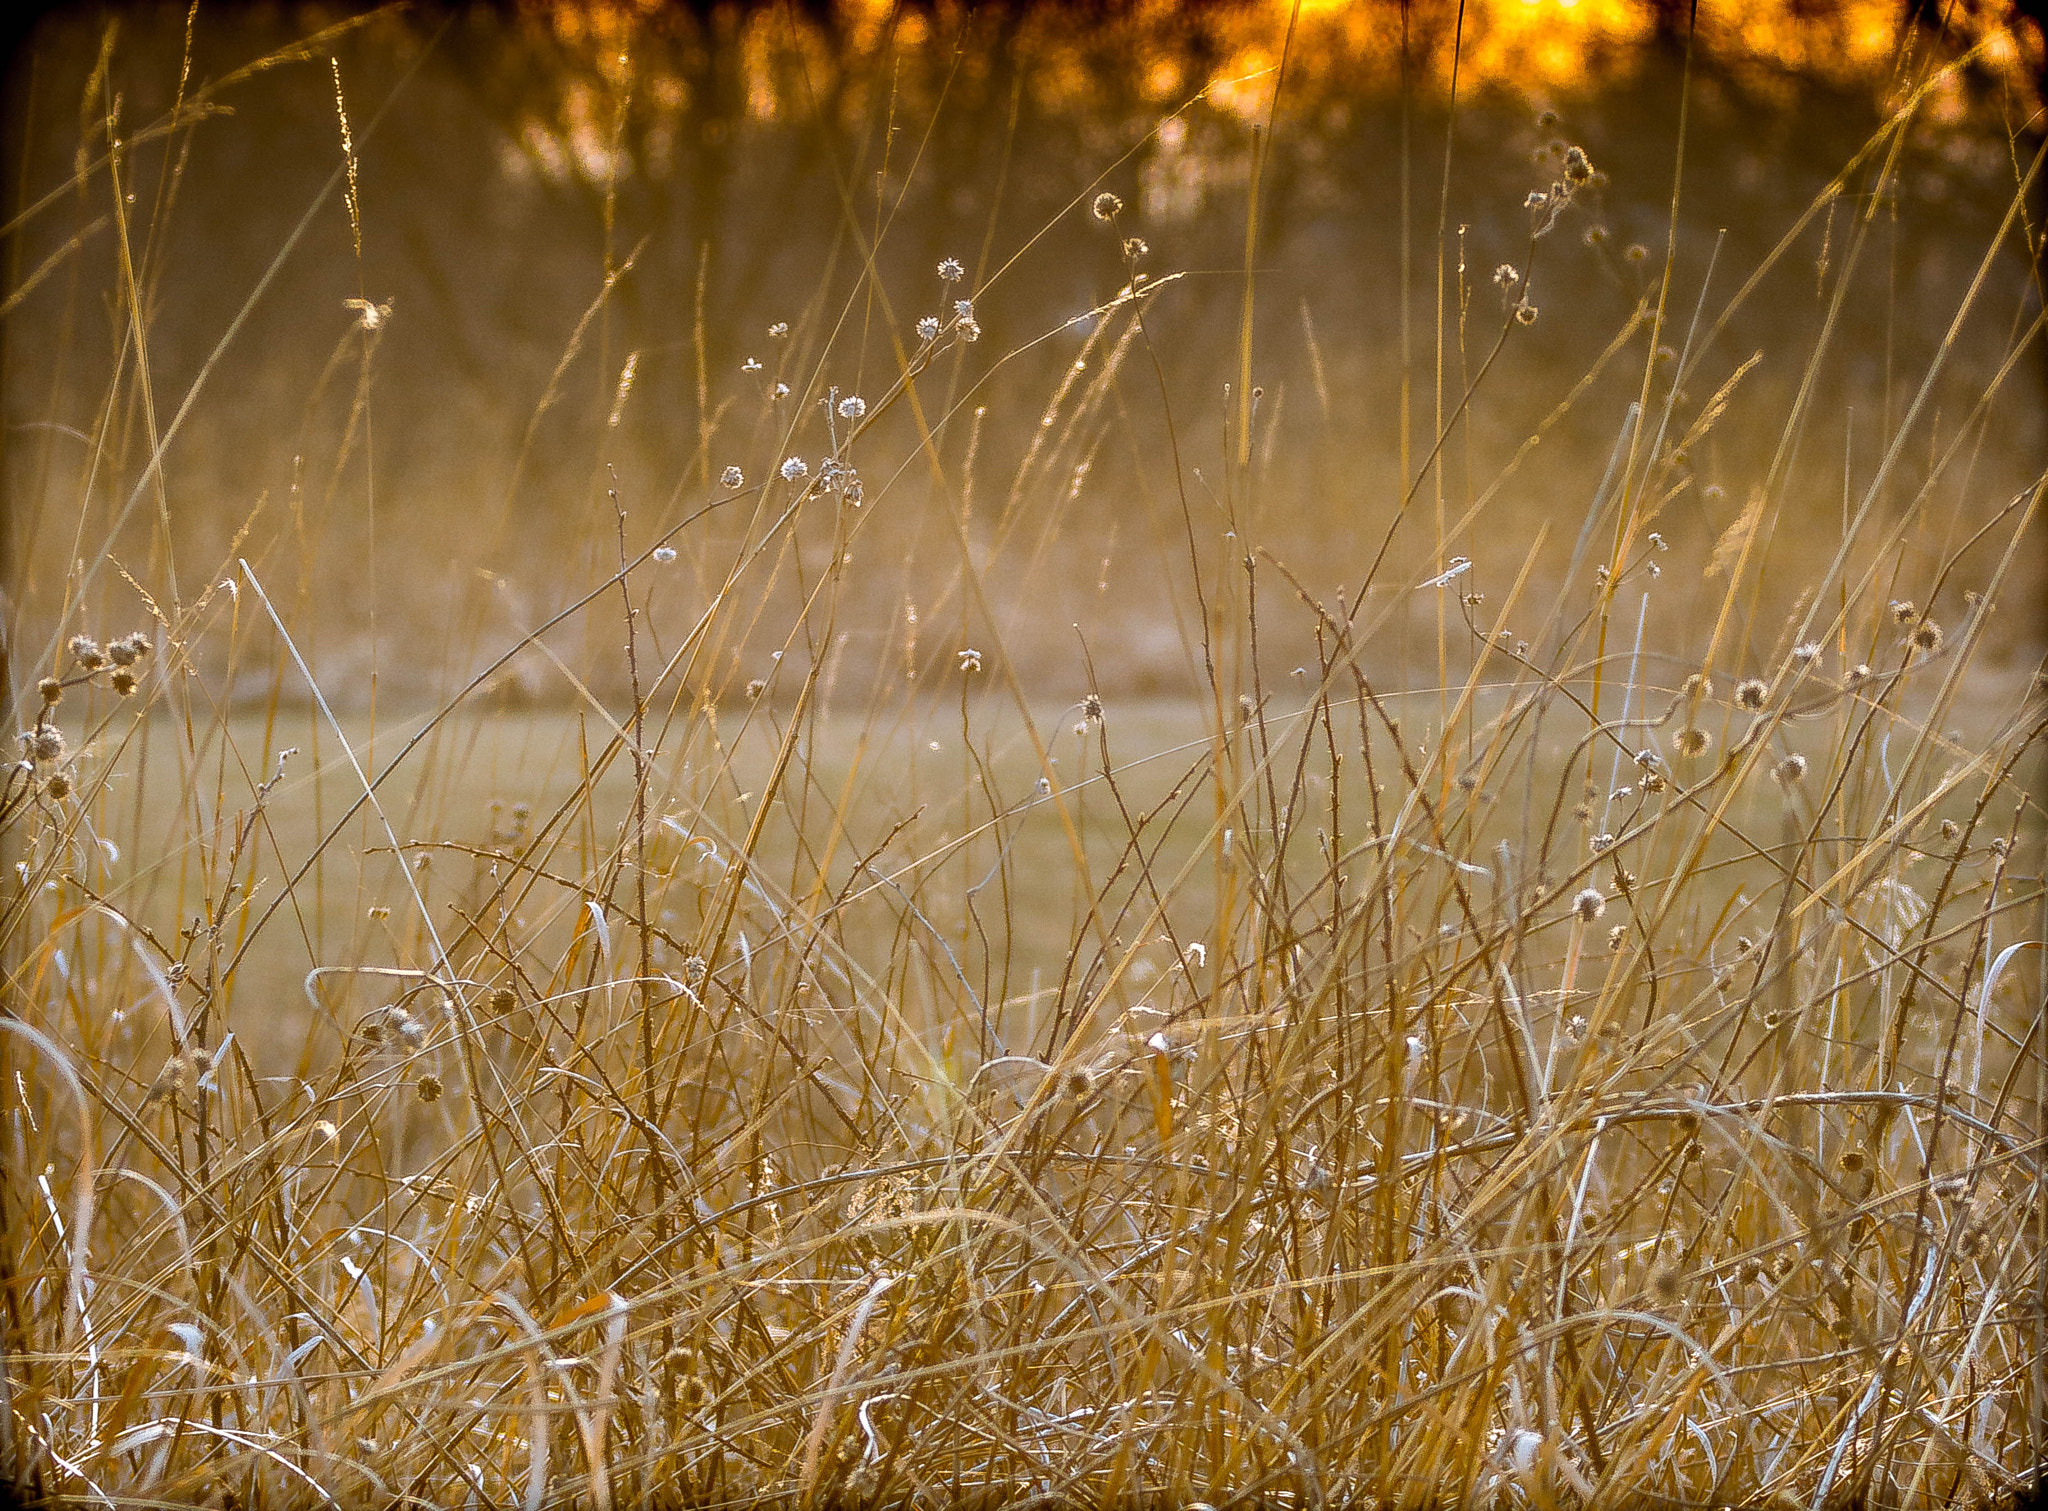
[
  {"left": 110, "top": 669, "right": 138, "bottom": 697},
  {"left": 652, "top": 546, "right": 677, "bottom": 564},
  {"left": 1574, "top": 887, "right": 1607, "bottom": 922},
  {"left": 957, "top": 648, "right": 982, "bottom": 673},
  {"left": 1562, "top": 145, "right": 1593, "bottom": 184},
  {"left": 916, "top": 315, "right": 940, "bottom": 342},
  {"left": 489, "top": 987, "right": 518, "bottom": 1013},
  {"left": 1889, "top": 599, "right": 1916, "bottom": 624},
  {"left": 1122, "top": 236, "right": 1148, "bottom": 259},
  {"left": 957, "top": 317, "right": 982, "bottom": 343},
  {"left": 936, "top": 257, "right": 965, "bottom": 282},
  {"left": 1091, "top": 191, "right": 1123, "bottom": 221},
  {"left": 1514, "top": 302, "right": 1538, "bottom": 325},
  {"left": 745, "top": 678, "right": 767, "bottom": 700},
  {"left": 1791, "top": 641, "right": 1821, "bottom": 665},
  {"left": 1607, "top": 924, "right": 1629, "bottom": 950},
  {"left": 1584, "top": 224, "right": 1609, "bottom": 247},
  {"left": 1674, "top": 726, "right": 1710, "bottom": 758},
  {"left": 37, "top": 677, "right": 61, "bottom": 705},
  {"left": 779, "top": 456, "right": 808, "bottom": 483},
  {"left": 1083, "top": 693, "right": 1104, "bottom": 722},
  {"left": 1911, "top": 619, "right": 1943, "bottom": 654},
  {"left": 1683, "top": 672, "right": 1711, "bottom": 700},
  {"left": 1773, "top": 753, "right": 1807, "bottom": 785},
  {"left": 1589, "top": 832, "right": 1614, "bottom": 854},
  {"left": 21, "top": 726, "right": 65, "bottom": 764},
  {"left": 1939, "top": 818, "right": 1960, "bottom": 842},
  {"left": 44, "top": 772, "right": 71, "bottom": 801},
  {"left": 1736, "top": 678, "right": 1768, "bottom": 711},
  {"left": 767, "top": 321, "right": 789, "bottom": 339},
  {"left": 67, "top": 635, "right": 105, "bottom": 670},
  {"left": 836, "top": 394, "right": 866, "bottom": 422},
  {"left": 1493, "top": 263, "right": 1519, "bottom": 289},
  {"left": 1065, "top": 1067, "right": 1095, "bottom": 1102},
  {"left": 720, "top": 465, "right": 744, "bottom": 490},
  {"left": 1624, "top": 242, "right": 1649, "bottom": 264}
]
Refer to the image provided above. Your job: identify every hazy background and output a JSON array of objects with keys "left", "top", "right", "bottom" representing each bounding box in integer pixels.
[{"left": 4, "top": 0, "right": 2044, "bottom": 715}]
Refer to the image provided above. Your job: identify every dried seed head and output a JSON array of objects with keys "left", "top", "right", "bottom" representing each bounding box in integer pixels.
[
  {"left": 1641, "top": 769, "right": 1666, "bottom": 793},
  {"left": 936, "top": 257, "right": 965, "bottom": 282},
  {"left": 1091, "top": 191, "right": 1123, "bottom": 221},
  {"left": 38, "top": 677, "right": 61, "bottom": 705},
  {"left": 1736, "top": 678, "right": 1768, "bottom": 711},
  {"left": 22, "top": 726, "right": 66, "bottom": 764},
  {"left": 1606, "top": 924, "right": 1629, "bottom": 950},
  {"left": 779, "top": 456, "right": 808, "bottom": 483},
  {"left": 1082, "top": 693, "right": 1104, "bottom": 722},
  {"left": 1683, "top": 673, "right": 1711, "bottom": 700},
  {"left": 957, "top": 648, "right": 982, "bottom": 673},
  {"left": 108, "top": 632, "right": 151, "bottom": 667},
  {"left": 489, "top": 986, "right": 517, "bottom": 1013},
  {"left": 1562, "top": 145, "right": 1593, "bottom": 184},
  {"left": 1514, "top": 302, "right": 1538, "bottom": 326},
  {"left": 1574, "top": 887, "right": 1607, "bottom": 922},
  {"left": 1493, "top": 263, "right": 1520, "bottom": 289},
  {"left": 1773, "top": 753, "right": 1807, "bottom": 785},
  {"left": 1839, "top": 1148, "right": 1867, "bottom": 1175},
  {"left": 1122, "top": 236, "right": 1148, "bottom": 259},
  {"left": 745, "top": 678, "right": 767, "bottom": 700},
  {"left": 1791, "top": 641, "right": 1821, "bottom": 665},
  {"left": 1065, "top": 1067, "right": 1095, "bottom": 1102},
  {"left": 44, "top": 772, "right": 71, "bottom": 800},
  {"left": 311, "top": 1119, "right": 339, "bottom": 1153},
  {"left": 1674, "top": 726, "right": 1710, "bottom": 758},
  {"left": 67, "top": 635, "right": 105, "bottom": 670},
  {"left": 1910, "top": 619, "right": 1943, "bottom": 654},
  {"left": 110, "top": 669, "right": 138, "bottom": 697},
  {"left": 1624, "top": 242, "right": 1649, "bottom": 264},
  {"left": 720, "top": 465, "right": 745, "bottom": 490},
  {"left": 836, "top": 394, "right": 866, "bottom": 422},
  {"left": 1889, "top": 599, "right": 1917, "bottom": 624},
  {"left": 916, "top": 315, "right": 940, "bottom": 341},
  {"left": 1589, "top": 832, "right": 1614, "bottom": 853},
  {"left": 415, "top": 1074, "right": 443, "bottom": 1104},
  {"left": 1939, "top": 819, "right": 1960, "bottom": 841}
]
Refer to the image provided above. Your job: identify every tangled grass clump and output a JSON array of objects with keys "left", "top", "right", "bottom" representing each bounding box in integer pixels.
[{"left": 2, "top": 9, "right": 2045, "bottom": 1509}]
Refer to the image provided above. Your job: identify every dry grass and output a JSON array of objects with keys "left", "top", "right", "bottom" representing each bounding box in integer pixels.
[{"left": 2, "top": 8, "right": 2045, "bottom": 1509}]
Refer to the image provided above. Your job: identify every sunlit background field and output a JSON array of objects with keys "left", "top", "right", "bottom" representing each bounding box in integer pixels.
[{"left": 2, "top": 1, "right": 2045, "bottom": 1506}]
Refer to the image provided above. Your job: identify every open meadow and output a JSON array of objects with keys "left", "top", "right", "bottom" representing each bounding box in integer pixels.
[{"left": 2, "top": 2, "right": 2045, "bottom": 1507}]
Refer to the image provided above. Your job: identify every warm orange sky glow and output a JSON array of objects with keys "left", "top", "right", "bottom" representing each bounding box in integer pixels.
[{"left": 517, "top": 0, "right": 2041, "bottom": 178}]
